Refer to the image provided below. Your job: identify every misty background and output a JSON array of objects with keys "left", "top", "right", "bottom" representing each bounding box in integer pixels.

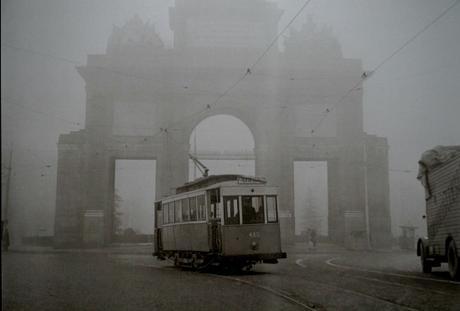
[{"left": 2, "top": 0, "right": 459, "bottom": 244}]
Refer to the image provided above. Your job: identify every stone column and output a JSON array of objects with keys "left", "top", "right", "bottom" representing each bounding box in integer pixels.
[
  {"left": 155, "top": 129, "right": 189, "bottom": 199},
  {"left": 255, "top": 107, "right": 295, "bottom": 245},
  {"left": 54, "top": 133, "right": 87, "bottom": 248},
  {"left": 365, "top": 136, "right": 392, "bottom": 248},
  {"left": 82, "top": 70, "right": 115, "bottom": 246},
  {"left": 327, "top": 158, "right": 342, "bottom": 243},
  {"left": 334, "top": 81, "right": 367, "bottom": 247}
]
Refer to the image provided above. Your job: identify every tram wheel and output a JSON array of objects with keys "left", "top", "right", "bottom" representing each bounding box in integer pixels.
[
  {"left": 174, "top": 254, "right": 180, "bottom": 267},
  {"left": 191, "top": 254, "right": 199, "bottom": 270}
]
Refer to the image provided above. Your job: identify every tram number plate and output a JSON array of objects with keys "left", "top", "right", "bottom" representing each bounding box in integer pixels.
[{"left": 249, "top": 231, "right": 260, "bottom": 238}]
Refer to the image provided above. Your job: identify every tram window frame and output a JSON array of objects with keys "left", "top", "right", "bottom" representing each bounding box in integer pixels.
[
  {"left": 156, "top": 203, "right": 163, "bottom": 226},
  {"left": 174, "top": 200, "right": 182, "bottom": 223},
  {"left": 223, "top": 196, "right": 240, "bottom": 225},
  {"left": 189, "top": 197, "right": 197, "bottom": 221},
  {"left": 182, "top": 198, "right": 190, "bottom": 222},
  {"left": 266, "top": 195, "right": 278, "bottom": 223},
  {"left": 157, "top": 210, "right": 163, "bottom": 226},
  {"left": 197, "top": 195, "right": 206, "bottom": 221},
  {"left": 168, "top": 202, "right": 175, "bottom": 224},
  {"left": 188, "top": 197, "right": 197, "bottom": 221},
  {"left": 208, "top": 188, "right": 221, "bottom": 219},
  {"left": 163, "top": 203, "right": 169, "bottom": 224},
  {"left": 242, "top": 195, "right": 265, "bottom": 224}
]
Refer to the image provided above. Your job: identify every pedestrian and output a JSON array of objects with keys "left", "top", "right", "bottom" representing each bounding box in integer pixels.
[
  {"left": 305, "top": 228, "right": 311, "bottom": 250},
  {"left": 310, "top": 228, "right": 317, "bottom": 248},
  {"left": 2, "top": 220, "right": 10, "bottom": 251}
]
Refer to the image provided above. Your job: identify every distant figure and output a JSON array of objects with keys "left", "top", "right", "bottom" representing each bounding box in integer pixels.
[
  {"left": 310, "top": 229, "right": 317, "bottom": 248},
  {"left": 305, "top": 229, "right": 311, "bottom": 250},
  {"left": 2, "top": 220, "right": 10, "bottom": 251}
]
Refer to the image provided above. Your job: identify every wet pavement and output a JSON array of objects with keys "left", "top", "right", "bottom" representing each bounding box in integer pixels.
[{"left": 2, "top": 243, "right": 459, "bottom": 310}]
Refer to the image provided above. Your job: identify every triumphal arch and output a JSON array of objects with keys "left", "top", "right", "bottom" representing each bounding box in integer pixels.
[{"left": 54, "top": 0, "right": 391, "bottom": 248}]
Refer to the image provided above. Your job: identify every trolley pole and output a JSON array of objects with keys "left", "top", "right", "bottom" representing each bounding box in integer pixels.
[{"left": 193, "top": 130, "right": 197, "bottom": 179}]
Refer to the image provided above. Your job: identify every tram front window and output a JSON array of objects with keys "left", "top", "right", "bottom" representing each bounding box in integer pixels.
[
  {"left": 224, "top": 196, "right": 239, "bottom": 225},
  {"left": 266, "top": 195, "right": 278, "bottom": 223},
  {"left": 242, "top": 196, "right": 264, "bottom": 224}
]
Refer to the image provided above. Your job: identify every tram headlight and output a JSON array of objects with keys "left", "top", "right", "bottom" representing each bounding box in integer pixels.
[{"left": 251, "top": 241, "right": 259, "bottom": 250}]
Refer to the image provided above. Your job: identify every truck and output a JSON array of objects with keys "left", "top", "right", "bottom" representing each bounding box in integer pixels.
[{"left": 416, "top": 145, "right": 460, "bottom": 280}]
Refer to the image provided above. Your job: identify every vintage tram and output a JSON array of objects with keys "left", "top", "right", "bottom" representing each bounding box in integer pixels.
[{"left": 153, "top": 174, "right": 287, "bottom": 270}]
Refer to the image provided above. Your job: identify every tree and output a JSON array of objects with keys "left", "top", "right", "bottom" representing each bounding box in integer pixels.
[
  {"left": 113, "top": 189, "right": 123, "bottom": 235},
  {"left": 304, "top": 186, "right": 321, "bottom": 233}
]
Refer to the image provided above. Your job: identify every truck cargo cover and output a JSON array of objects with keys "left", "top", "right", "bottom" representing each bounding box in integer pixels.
[
  {"left": 417, "top": 145, "right": 460, "bottom": 197},
  {"left": 417, "top": 146, "right": 460, "bottom": 173}
]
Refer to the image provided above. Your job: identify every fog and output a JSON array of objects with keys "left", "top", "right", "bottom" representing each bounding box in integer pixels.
[{"left": 2, "top": 0, "right": 460, "bottom": 247}]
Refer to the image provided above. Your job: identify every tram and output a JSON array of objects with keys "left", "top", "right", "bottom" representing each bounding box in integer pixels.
[{"left": 153, "top": 174, "right": 287, "bottom": 270}]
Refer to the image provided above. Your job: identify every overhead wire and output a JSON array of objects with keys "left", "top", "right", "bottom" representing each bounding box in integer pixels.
[
  {"left": 248, "top": 0, "right": 314, "bottom": 71},
  {"left": 372, "top": 0, "right": 460, "bottom": 74},
  {"left": 208, "top": 0, "right": 314, "bottom": 110},
  {"left": 2, "top": 42, "right": 171, "bottom": 85},
  {"left": 309, "top": 0, "right": 460, "bottom": 136},
  {"left": 9, "top": 0, "right": 451, "bottom": 152},
  {"left": 2, "top": 96, "right": 82, "bottom": 128},
  {"left": 2, "top": 0, "right": 314, "bottom": 142},
  {"left": 160, "top": 0, "right": 314, "bottom": 137}
]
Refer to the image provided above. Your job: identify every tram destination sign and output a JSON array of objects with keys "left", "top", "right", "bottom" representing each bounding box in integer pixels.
[{"left": 237, "top": 176, "right": 266, "bottom": 185}]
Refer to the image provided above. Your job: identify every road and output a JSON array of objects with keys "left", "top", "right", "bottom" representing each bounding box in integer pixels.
[{"left": 2, "top": 245, "right": 459, "bottom": 310}]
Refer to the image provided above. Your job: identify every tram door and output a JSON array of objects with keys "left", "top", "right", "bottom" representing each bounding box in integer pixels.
[
  {"left": 154, "top": 202, "right": 162, "bottom": 254},
  {"left": 207, "top": 189, "right": 221, "bottom": 251}
]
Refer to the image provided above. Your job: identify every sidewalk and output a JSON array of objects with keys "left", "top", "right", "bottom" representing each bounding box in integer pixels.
[
  {"left": 5, "top": 243, "right": 154, "bottom": 255},
  {"left": 6, "top": 242, "right": 387, "bottom": 256}
]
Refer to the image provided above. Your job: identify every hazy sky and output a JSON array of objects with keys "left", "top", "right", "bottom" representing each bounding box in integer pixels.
[{"left": 2, "top": 0, "right": 460, "bottom": 239}]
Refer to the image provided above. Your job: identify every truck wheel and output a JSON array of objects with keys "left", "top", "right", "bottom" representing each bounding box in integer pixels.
[
  {"left": 447, "top": 240, "right": 459, "bottom": 280},
  {"left": 174, "top": 254, "right": 180, "bottom": 267},
  {"left": 420, "top": 246, "right": 432, "bottom": 273}
]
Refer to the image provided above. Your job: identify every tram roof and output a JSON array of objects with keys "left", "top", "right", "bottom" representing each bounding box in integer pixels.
[{"left": 176, "top": 174, "right": 266, "bottom": 194}]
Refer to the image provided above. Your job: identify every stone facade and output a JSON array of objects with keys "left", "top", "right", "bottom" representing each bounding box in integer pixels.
[{"left": 54, "top": 0, "right": 392, "bottom": 248}]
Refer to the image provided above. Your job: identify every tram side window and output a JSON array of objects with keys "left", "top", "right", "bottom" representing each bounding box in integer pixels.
[
  {"left": 242, "top": 196, "right": 265, "bottom": 224},
  {"left": 266, "top": 196, "right": 278, "bottom": 223},
  {"left": 174, "top": 200, "right": 182, "bottom": 223},
  {"left": 156, "top": 203, "right": 163, "bottom": 226},
  {"left": 197, "top": 195, "right": 206, "bottom": 221},
  {"left": 157, "top": 210, "right": 163, "bottom": 226},
  {"left": 188, "top": 197, "right": 197, "bottom": 221},
  {"left": 189, "top": 197, "right": 197, "bottom": 221},
  {"left": 182, "top": 198, "right": 190, "bottom": 221},
  {"left": 168, "top": 202, "right": 174, "bottom": 224},
  {"left": 224, "top": 196, "right": 240, "bottom": 225}
]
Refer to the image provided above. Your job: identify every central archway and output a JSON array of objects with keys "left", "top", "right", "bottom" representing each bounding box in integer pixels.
[{"left": 188, "top": 114, "right": 255, "bottom": 180}]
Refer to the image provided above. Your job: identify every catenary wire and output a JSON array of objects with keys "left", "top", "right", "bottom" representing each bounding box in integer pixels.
[{"left": 309, "top": 0, "right": 460, "bottom": 136}]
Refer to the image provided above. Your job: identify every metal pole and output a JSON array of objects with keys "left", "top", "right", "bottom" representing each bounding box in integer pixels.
[
  {"left": 363, "top": 143, "right": 371, "bottom": 249},
  {"left": 4, "top": 148, "right": 13, "bottom": 222}
]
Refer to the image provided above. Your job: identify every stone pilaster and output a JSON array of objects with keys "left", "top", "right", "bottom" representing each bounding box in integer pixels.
[
  {"left": 54, "top": 131, "right": 87, "bottom": 248},
  {"left": 365, "top": 135, "right": 392, "bottom": 248}
]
